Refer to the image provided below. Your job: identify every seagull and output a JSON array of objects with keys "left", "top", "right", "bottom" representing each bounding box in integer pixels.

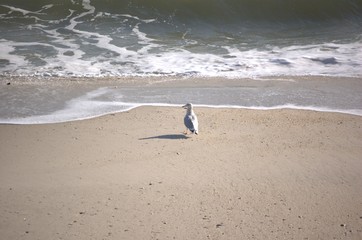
[{"left": 182, "top": 103, "right": 198, "bottom": 135}]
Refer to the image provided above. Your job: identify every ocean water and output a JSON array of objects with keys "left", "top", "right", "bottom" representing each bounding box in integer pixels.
[{"left": 0, "top": 0, "right": 362, "bottom": 123}]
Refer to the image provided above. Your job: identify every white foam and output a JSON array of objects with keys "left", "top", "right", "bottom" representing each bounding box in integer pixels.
[
  {"left": 59, "top": 2, "right": 136, "bottom": 62},
  {"left": 1, "top": 5, "right": 38, "bottom": 15},
  {"left": 0, "top": 40, "right": 27, "bottom": 73},
  {"left": 2, "top": 39, "right": 362, "bottom": 78},
  {"left": 119, "top": 14, "right": 156, "bottom": 23}
]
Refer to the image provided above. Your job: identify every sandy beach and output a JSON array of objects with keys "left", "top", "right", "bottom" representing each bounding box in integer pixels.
[{"left": 1, "top": 107, "right": 362, "bottom": 239}]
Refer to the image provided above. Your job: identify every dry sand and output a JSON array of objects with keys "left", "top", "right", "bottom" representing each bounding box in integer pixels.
[{"left": 0, "top": 107, "right": 362, "bottom": 239}]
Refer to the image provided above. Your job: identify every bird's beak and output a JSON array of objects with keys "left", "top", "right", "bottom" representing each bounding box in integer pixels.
[{"left": 182, "top": 104, "right": 187, "bottom": 109}]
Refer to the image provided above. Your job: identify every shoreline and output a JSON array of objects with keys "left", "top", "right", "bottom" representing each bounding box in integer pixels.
[
  {"left": 1, "top": 104, "right": 362, "bottom": 125},
  {"left": 1, "top": 75, "right": 362, "bottom": 124},
  {"left": 1, "top": 106, "right": 362, "bottom": 239}
]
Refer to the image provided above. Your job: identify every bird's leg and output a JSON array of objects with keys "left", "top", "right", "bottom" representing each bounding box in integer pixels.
[{"left": 184, "top": 128, "right": 188, "bottom": 135}]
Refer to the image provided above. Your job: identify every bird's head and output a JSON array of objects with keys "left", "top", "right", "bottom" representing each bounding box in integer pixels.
[{"left": 182, "top": 103, "right": 193, "bottom": 109}]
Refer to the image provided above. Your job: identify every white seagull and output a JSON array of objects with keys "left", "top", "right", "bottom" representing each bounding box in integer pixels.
[{"left": 182, "top": 103, "right": 198, "bottom": 135}]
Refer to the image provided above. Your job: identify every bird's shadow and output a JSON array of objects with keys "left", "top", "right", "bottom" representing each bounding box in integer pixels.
[{"left": 139, "top": 134, "right": 189, "bottom": 140}]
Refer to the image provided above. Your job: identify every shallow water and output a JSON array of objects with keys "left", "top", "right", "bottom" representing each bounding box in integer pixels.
[{"left": 1, "top": 76, "right": 361, "bottom": 124}]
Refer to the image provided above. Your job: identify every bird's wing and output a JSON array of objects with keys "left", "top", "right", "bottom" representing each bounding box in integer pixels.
[
  {"left": 184, "top": 115, "right": 195, "bottom": 131},
  {"left": 190, "top": 114, "right": 198, "bottom": 131}
]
